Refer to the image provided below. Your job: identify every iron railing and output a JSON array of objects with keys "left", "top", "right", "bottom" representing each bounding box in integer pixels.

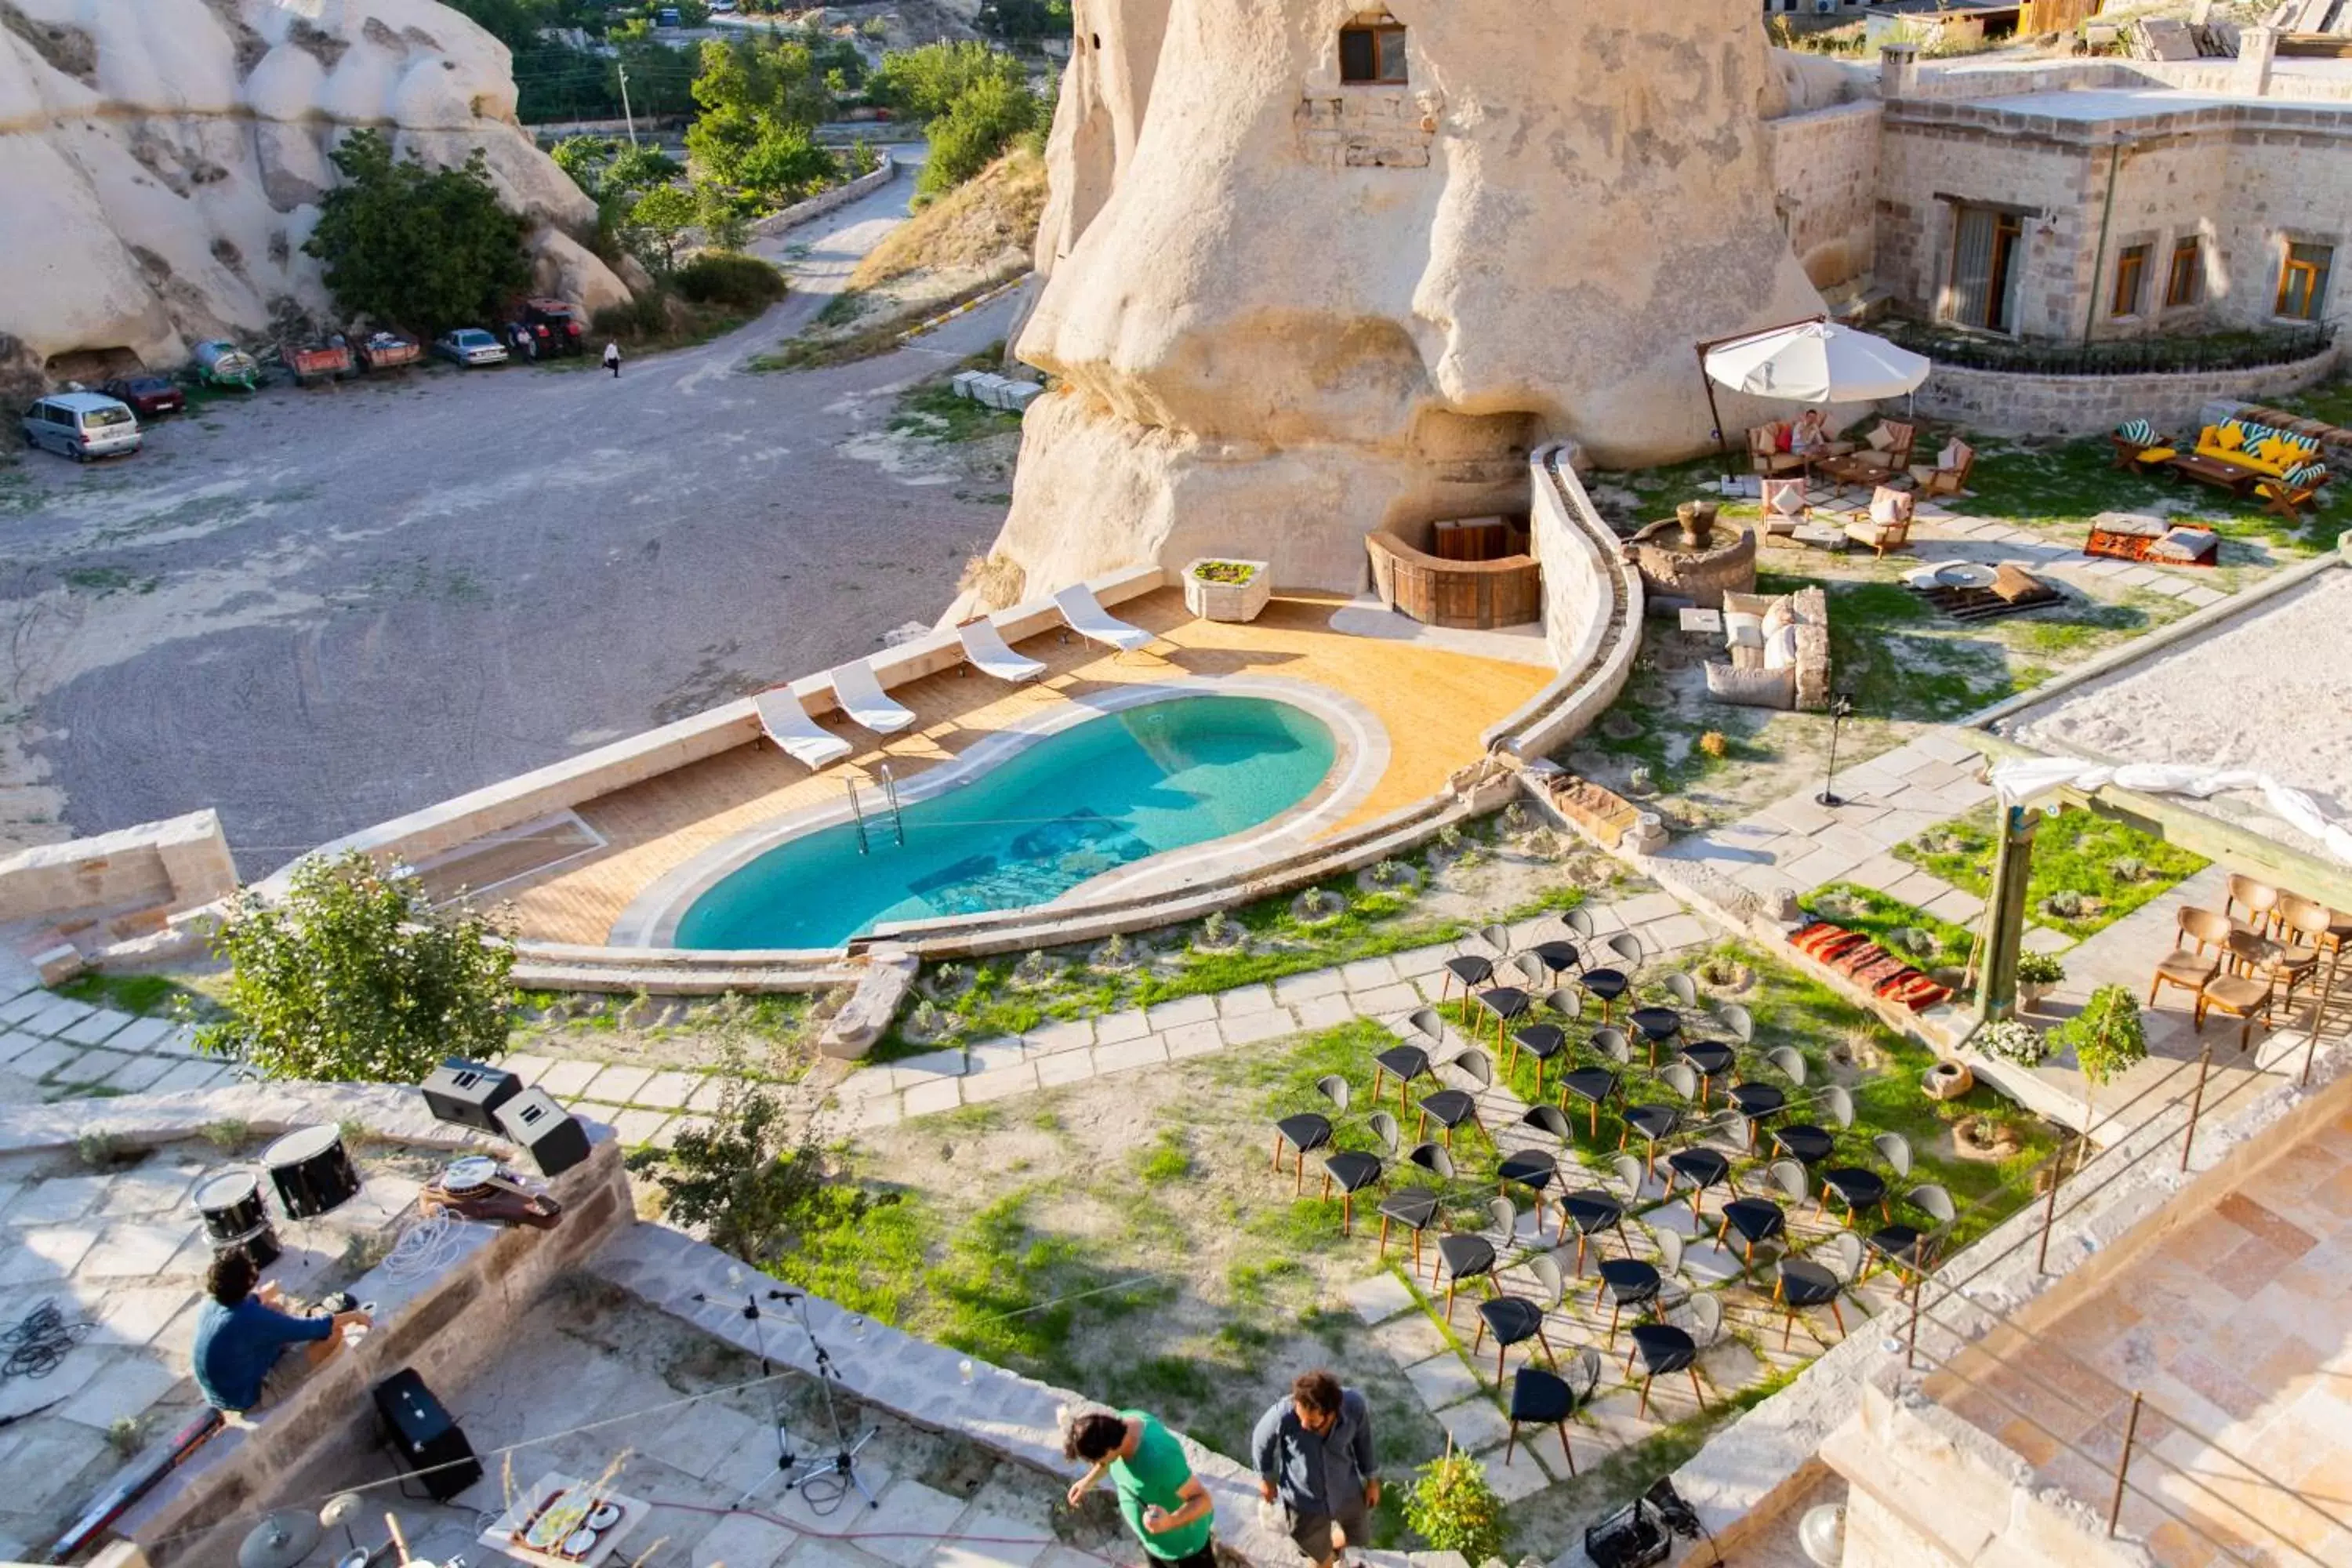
[{"left": 1881, "top": 318, "right": 2336, "bottom": 377}]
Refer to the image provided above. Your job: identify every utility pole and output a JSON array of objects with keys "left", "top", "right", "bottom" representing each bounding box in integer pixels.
[{"left": 617, "top": 61, "right": 638, "bottom": 147}]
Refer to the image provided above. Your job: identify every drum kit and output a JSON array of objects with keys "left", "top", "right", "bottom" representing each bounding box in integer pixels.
[{"left": 191, "top": 1123, "right": 364, "bottom": 1272}]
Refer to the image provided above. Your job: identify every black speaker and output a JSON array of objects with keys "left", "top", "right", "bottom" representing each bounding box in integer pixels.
[
  {"left": 1583, "top": 1498, "right": 1670, "bottom": 1568},
  {"left": 373, "top": 1369, "right": 482, "bottom": 1502},
  {"left": 495, "top": 1087, "right": 591, "bottom": 1178},
  {"left": 420, "top": 1058, "right": 521, "bottom": 1133}
]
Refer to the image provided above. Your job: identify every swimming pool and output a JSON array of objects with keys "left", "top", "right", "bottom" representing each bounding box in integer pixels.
[{"left": 670, "top": 695, "right": 1338, "bottom": 949}]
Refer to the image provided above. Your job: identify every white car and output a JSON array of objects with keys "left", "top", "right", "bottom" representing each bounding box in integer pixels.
[{"left": 432, "top": 328, "right": 509, "bottom": 368}]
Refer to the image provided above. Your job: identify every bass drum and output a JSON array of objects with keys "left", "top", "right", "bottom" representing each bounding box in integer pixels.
[
  {"left": 193, "top": 1171, "right": 267, "bottom": 1243},
  {"left": 264, "top": 1124, "right": 360, "bottom": 1219}
]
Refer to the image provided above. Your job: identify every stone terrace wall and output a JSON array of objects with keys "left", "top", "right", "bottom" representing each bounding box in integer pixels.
[
  {"left": 0, "top": 811, "right": 235, "bottom": 926},
  {"left": 1904, "top": 343, "right": 2341, "bottom": 437},
  {"left": 1767, "top": 100, "right": 1882, "bottom": 297},
  {"left": 748, "top": 151, "right": 898, "bottom": 239}
]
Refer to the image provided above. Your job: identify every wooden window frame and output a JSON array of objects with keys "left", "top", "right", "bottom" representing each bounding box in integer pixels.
[
  {"left": 1339, "top": 23, "right": 1408, "bottom": 85},
  {"left": 2111, "top": 245, "right": 2150, "bottom": 319},
  {"left": 2164, "top": 237, "right": 2201, "bottom": 309},
  {"left": 2276, "top": 242, "right": 2332, "bottom": 321}
]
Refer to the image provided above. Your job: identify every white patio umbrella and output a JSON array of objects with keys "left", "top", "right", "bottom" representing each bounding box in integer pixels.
[{"left": 1702, "top": 320, "right": 1930, "bottom": 405}]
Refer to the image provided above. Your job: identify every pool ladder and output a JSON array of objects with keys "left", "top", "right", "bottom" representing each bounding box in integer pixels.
[{"left": 845, "top": 765, "right": 906, "bottom": 855}]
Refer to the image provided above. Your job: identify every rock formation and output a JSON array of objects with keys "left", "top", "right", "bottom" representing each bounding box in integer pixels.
[
  {"left": 991, "top": 1, "right": 1828, "bottom": 595},
  {"left": 0, "top": 0, "right": 633, "bottom": 396}
]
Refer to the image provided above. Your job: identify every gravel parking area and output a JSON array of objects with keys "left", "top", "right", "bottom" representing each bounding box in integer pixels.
[{"left": 0, "top": 163, "right": 1022, "bottom": 875}]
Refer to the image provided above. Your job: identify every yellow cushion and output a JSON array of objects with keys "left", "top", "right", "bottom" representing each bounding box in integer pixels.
[
  {"left": 2214, "top": 424, "right": 2246, "bottom": 452},
  {"left": 2138, "top": 446, "right": 2177, "bottom": 462}
]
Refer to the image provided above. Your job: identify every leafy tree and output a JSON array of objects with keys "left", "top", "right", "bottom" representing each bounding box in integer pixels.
[
  {"left": 737, "top": 122, "right": 837, "bottom": 204},
  {"left": 2055, "top": 983, "right": 2149, "bottom": 1091},
  {"left": 695, "top": 180, "right": 751, "bottom": 251},
  {"left": 979, "top": 0, "right": 1073, "bottom": 41},
  {"left": 872, "top": 40, "right": 1025, "bottom": 122},
  {"left": 919, "top": 71, "right": 1041, "bottom": 195},
  {"left": 550, "top": 133, "right": 621, "bottom": 195},
  {"left": 1402, "top": 1453, "right": 1505, "bottom": 1563},
  {"left": 198, "top": 852, "right": 515, "bottom": 1084},
  {"left": 303, "top": 130, "right": 530, "bottom": 335},
  {"left": 692, "top": 33, "right": 832, "bottom": 132},
  {"left": 626, "top": 182, "right": 699, "bottom": 271},
  {"left": 643, "top": 1062, "right": 847, "bottom": 1264},
  {"left": 605, "top": 144, "right": 685, "bottom": 194}
]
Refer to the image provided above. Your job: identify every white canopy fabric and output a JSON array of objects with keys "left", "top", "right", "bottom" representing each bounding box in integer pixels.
[
  {"left": 1991, "top": 757, "right": 2352, "bottom": 868},
  {"left": 1703, "top": 321, "right": 1932, "bottom": 405}
]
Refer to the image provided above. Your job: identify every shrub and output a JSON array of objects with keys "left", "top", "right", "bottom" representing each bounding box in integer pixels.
[
  {"left": 303, "top": 129, "right": 529, "bottom": 336},
  {"left": 199, "top": 851, "right": 514, "bottom": 1083},
  {"left": 1976, "top": 1017, "right": 2048, "bottom": 1067},
  {"left": 2016, "top": 952, "right": 2067, "bottom": 987},
  {"left": 644, "top": 1065, "right": 834, "bottom": 1265},
  {"left": 674, "top": 250, "right": 788, "bottom": 309},
  {"left": 1403, "top": 1452, "right": 1505, "bottom": 1563},
  {"left": 2056, "top": 984, "right": 2148, "bottom": 1088},
  {"left": 919, "top": 72, "right": 1043, "bottom": 196}
]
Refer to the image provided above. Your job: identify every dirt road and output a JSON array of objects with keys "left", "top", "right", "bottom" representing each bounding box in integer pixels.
[{"left": 0, "top": 160, "right": 1022, "bottom": 876}]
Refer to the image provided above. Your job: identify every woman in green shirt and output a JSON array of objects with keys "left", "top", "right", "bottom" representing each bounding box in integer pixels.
[{"left": 1065, "top": 1409, "right": 1217, "bottom": 1568}]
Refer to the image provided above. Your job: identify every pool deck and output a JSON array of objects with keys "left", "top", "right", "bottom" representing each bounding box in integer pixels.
[{"left": 464, "top": 590, "right": 1554, "bottom": 945}]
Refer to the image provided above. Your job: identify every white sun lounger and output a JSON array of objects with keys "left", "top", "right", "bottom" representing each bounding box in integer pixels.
[
  {"left": 754, "top": 688, "right": 851, "bottom": 769},
  {"left": 1052, "top": 584, "right": 1156, "bottom": 654},
  {"left": 956, "top": 617, "right": 1048, "bottom": 683},
  {"left": 829, "top": 658, "right": 917, "bottom": 735}
]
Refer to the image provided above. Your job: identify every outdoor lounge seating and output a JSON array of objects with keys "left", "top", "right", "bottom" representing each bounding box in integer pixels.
[
  {"left": 2109, "top": 417, "right": 2176, "bottom": 471},
  {"left": 2167, "top": 417, "right": 2325, "bottom": 503},
  {"left": 2256, "top": 460, "right": 2331, "bottom": 520},
  {"left": 1908, "top": 437, "right": 1976, "bottom": 497},
  {"left": 1759, "top": 477, "right": 1812, "bottom": 538},
  {"left": 1820, "top": 419, "right": 1915, "bottom": 485},
  {"left": 1704, "top": 587, "right": 1832, "bottom": 712},
  {"left": 1051, "top": 583, "right": 1156, "bottom": 654},
  {"left": 753, "top": 688, "right": 852, "bottom": 769},
  {"left": 1505, "top": 1350, "right": 1602, "bottom": 1475},
  {"left": 829, "top": 658, "right": 918, "bottom": 735},
  {"left": 1842, "top": 485, "right": 1915, "bottom": 557},
  {"left": 956, "top": 617, "right": 1049, "bottom": 682}
]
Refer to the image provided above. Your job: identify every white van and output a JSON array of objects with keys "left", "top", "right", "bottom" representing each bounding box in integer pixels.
[{"left": 21, "top": 391, "right": 143, "bottom": 462}]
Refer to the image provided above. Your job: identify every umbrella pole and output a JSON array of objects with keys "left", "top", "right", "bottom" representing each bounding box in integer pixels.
[{"left": 1697, "top": 345, "right": 1733, "bottom": 471}]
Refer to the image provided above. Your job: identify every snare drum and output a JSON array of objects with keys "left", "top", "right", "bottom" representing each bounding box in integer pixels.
[
  {"left": 264, "top": 1124, "right": 361, "bottom": 1218},
  {"left": 194, "top": 1171, "right": 267, "bottom": 1243}
]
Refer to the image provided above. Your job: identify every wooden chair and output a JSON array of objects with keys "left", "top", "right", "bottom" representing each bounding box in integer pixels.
[
  {"left": 2149, "top": 906, "right": 2230, "bottom": 1010},
  {"left": 2226, "top": 873, "right": 2282, "bottom": 938},
  {"left": 1843, "top": 485, "right": 1915, "bottom": 556},
  {"left": 1909, "top": 438, "right": 1976, "bottom": 497},
  {"left": 1759, "top": 476, "right": 1812, "bottom": 537},
  {"left": 2256, "top": 462, "right": 2328, "bottom": 521},
  {"left": 1844, "top": 419, "right": 1917, "bottom": 479},
  {"left": 2198, "top": 932, "right": 2277, "bottom": 1051},
  {"left": 1749, "top": 422, "right": 1807, "bottom": 477}
]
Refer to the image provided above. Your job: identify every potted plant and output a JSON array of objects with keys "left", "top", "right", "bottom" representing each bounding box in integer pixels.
[
  {"left": 1973, "top": 1017, "right": 2047, "bottom": 1069},
  {"left": 1182, "top": 557, "right": 1272, "bottom": 622},
  {"left": 2016, "top": 951, "right": 2066, "bottom": 1010}
]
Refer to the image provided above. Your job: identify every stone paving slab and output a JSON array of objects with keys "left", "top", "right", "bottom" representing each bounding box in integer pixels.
[
  {"left": 59, "top": 1010, "right": 132, "bottom": 1047},
  {"left": 1434, "top": 1395, "right": 1512, "bottom": 1454},
  {"left": 634, "top": 1069, "right": 702, "bottom": 1109},
  {"left": 1346, "top": 1271, "right": 1417, "bottom": 1324}
]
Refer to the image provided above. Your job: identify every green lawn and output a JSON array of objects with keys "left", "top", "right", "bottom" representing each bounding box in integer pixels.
[
  {"left": 1803, "top": 883, "right": 1978, "bottom": 975},
  {"left": 1958, "top": 430, "right": 2343, "bottom": 555},
  {"left": 1755, "top": 570, "right": 2033, "bottom": 722},
  {"left": 2266, "top": 373, "right": 2352, "bottom": 431},
  {"left": 1891, "top": 804, "right": 2206, "bottom": 941}
]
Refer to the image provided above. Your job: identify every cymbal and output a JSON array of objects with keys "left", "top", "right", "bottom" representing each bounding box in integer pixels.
[{"left": 238, "top": 1511, "right": 320, "bottom": 1568}]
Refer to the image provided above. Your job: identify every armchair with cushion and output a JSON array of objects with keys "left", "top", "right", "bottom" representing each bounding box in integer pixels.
[
  {"left": 1843, "top": 485, "right": 1915, "bottom": 557},
  {"left": 1824, "top": 419, "right": 1915, "bottom": 485},
  {"left": 2256, "top": 459, "right": 2331, "bottom": 520},
  {"left": 1748, "top": 421, "right": 1809, "bottom": 477},
  {"left": 2109, "top": 417, "right": 2176, "bottom": 471},
  {"left": 1706, "top": 587, "right": 1831, "bottom": 712},
  {"left": 1909, "top": 437, "right": 1976, "bottom": 498},
  {"left": 1759, "top": 477, "right": 1812, "bottom": 537}
]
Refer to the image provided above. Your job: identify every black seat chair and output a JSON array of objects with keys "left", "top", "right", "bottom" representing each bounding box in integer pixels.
[
  {"left": 1559, "top": 1188, "right": 1626, "bottom": 1276},
  {"left": 1592, "top": 1257, "right": 1660, "bottom": 1347},
  {"left": 1866, "top": 1183, "right": 1956, "bottom": 1286},
  {"left": 1726, "top": 1081, "right": 1787, "bottom": 1151},
  {"left": 1319, "top": 1148, "right": 1385, "bottom": 1238},
  {"left": 1662, "top": 972, "right": 1700, "bottom": 1008},
  {"left": 1472, "top": 1250, "right": 1563, "bottom": 1382},
  {"left": 1715, "top": 1196, "right": 1788, "bottom": 1278},
  {"left": 1562, "top": 907, "right": 1597, "bottom": 942},
  {"left": 1629, "top": 1005, "right": 1682, "bottom": 1068},
  {"left": 1581, "top": 964, "right": 1630, "bottom": 1023},
  {"left": 1377, "top": 1142, "right": 1453, "bottom": 1276},
  {"left": 1775, "top": 1233, "right": 1860, "bottom": 1351},
  {"left": 1497, "top": 1144, "right": 1559, "bottom": 1237},
  {"left": 1625, "top": 1295, "right": 1718, "bottom": 1420},
  {"left": 1679, "top": 1038, "right": 1737, "bottom": 1103},
  {"left": 1439, "top": 924, "right": 1512, "bottom": 1025},
  {"left": 1417, "top": 1047, "right": 1492, "bottom": 1148},
  {"left": 1272, "top": 1073, "right": 1347, "bottom": 1194},
  {"left": 1559, "top": 1027, "right": 1628, "bottom": 1138},
  {"left": 1506, "top": 1020, "right": 1566, "bottom": 1088},
  {"left": 1374, "top": 1009, "right": 1443, "bottom": 1108},
  {"left": 1818, "top": 1165, "right": 1890, "bottom": 1227},
  {"left": 1474, "top": 955, "right": 1542, "bottom": 1051},
  {"left": 1664, "top": 1146, "right": 1733, "bottom": 1225},
  {"left": 1528, "top": 940, "right": 1581, "bottom": 988},
  {"left": 1505, "top": 1347, "right": 1602, "bottom": 1475},
  {"left": 1619, "top": 1102, "right": 1681, "bottom": 1180},
  {"left": 1769, "top": 1123, "right": 1835, "bottom": 1168},
  {"left": 1435, "top": 1232, "right": 1498, "bottom": 1322}
]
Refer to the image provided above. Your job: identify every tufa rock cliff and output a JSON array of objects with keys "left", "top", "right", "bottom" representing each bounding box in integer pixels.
[
  {"left": 989, "top": 0, "right": 1829, "bottom": 597},
  {"left": 0, "top": 0, "right": 634, "bottom": 396}
]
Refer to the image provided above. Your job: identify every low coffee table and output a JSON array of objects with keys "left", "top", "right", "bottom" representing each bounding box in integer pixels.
[
  {"left": 2166, "top": 451, "right": 2262, "bottom": 498},
  {"left": 1791, "top": 523, "right": 1849, "bottom": 553},
  {"left": 1816, "top": 452, "right": 1904, "bottom": 489}
]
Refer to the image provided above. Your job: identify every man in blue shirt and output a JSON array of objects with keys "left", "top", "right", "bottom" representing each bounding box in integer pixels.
[
  {"left": 1252, "top": 1370, "right": 1379, "bottom": 1568},
  {"left": 191, "top": 1250, "right": 371, "bottom": 1414}
]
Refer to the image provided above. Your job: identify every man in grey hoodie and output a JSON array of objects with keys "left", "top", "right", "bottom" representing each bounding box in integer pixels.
[{"left": 1252, "top": 1369, "right": 1379, "bottom": 1568}]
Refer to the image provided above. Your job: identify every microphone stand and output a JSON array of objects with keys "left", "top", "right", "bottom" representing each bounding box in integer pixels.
[
  {"left": 691, "top": 1284, "right": 797, "bottom": 1490},
  {"left": 691, "top": 1286, "right": 879, "bottom": 1514}
]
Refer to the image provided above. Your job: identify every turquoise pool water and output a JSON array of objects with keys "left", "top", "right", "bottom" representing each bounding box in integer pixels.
[{"left": 673, "top": 695, "right": 1338, "bottom": 949}]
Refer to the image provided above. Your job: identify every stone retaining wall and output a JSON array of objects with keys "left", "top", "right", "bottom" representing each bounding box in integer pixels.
[
  {"left": 1487, "top": 445, "right": 1643, "bottom": 760},
  {"left": 1903, "top": 344, "right": 2342, "bottom": 439},
  {"left": 0, "top": 810, "right": 235, "bottom": 927},
  {"left": 748, "top": 151, "right": 897, "bottom": 238}
]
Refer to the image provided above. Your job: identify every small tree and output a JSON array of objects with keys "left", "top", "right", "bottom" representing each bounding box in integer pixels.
[
  {"left": 695, "top": 180, "right": 751, "bottom": 251},
  {"left": 303, "top": 129, "right": 531, "bottom": 336},
  {"left": 2054, "top": 982, "right": 2148, "bottom": 1100},
  {"left": 647, "top": 1067, "right": 835, "bottom": 1263},
  {"left": 199, "top": 852, "right": 514, "bottom": 1083},
  {"left": 626, "top": 183, "right": 699, "bottom": 273},
  {"left": 1403, "top": 1452, "right": 1505, "bottom": 1563},
  {"left": 919, "top": 73, "right": 1041, "bottom": 195}
]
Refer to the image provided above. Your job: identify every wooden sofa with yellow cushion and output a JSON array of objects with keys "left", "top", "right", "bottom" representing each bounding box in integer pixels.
[{"left": 2192, "top": 417, "right": 2321, "bottom": 481}]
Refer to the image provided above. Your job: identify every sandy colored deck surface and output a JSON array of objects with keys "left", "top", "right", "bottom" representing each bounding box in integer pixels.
[{"left": 490, "top": 590, "right": 1553, "bottom": 944}]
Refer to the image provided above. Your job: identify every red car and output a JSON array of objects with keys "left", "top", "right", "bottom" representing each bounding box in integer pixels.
[{"left": 100, "top": 375, "right": 186, "bottom": 418}]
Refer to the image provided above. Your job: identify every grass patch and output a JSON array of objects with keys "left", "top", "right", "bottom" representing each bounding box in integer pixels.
[
  {"left": 750, "top": 273, "right": 1020, "bottom": 373},
  {"left": 1958, "top": 430, "right": 2342, "bottom": 553},
  {"left": 1893, "top": 804, "right": 2205, "bottom": 940},
  {"left": 1806, "top": 881, "right": 1977, "bottom": 973},
  {"left": 1759, "top": 568, "right": 2021, "bottom": 721},
  {"left": 61, "top": 565, "right": 162, "bottom": 597},
  {"left": 889, "top": 375, "right": 1024, "bottom": 444},
  {"left": 54, "top": 972, "right": 210, "bottom": 1019}
]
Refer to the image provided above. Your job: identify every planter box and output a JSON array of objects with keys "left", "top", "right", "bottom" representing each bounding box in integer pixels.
[{"left": 1182, "top": 558, "right": 1272, "bottom": 622}]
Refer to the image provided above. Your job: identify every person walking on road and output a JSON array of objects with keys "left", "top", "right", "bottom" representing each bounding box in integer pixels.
[
  {"left": 1252, "top": 1370, "right": 1380, "bottom": 1568},
  {"left": 1066, "top": 1409, "right": 1216, "bottom": 1568},
  {"left": 603, "top": 340, "right": 622, "bottom": 378}
]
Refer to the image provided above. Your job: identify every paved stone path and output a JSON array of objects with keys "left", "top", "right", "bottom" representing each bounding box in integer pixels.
[{"left": 0, "top": 990, "right": 225, "bottom": 1101}]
